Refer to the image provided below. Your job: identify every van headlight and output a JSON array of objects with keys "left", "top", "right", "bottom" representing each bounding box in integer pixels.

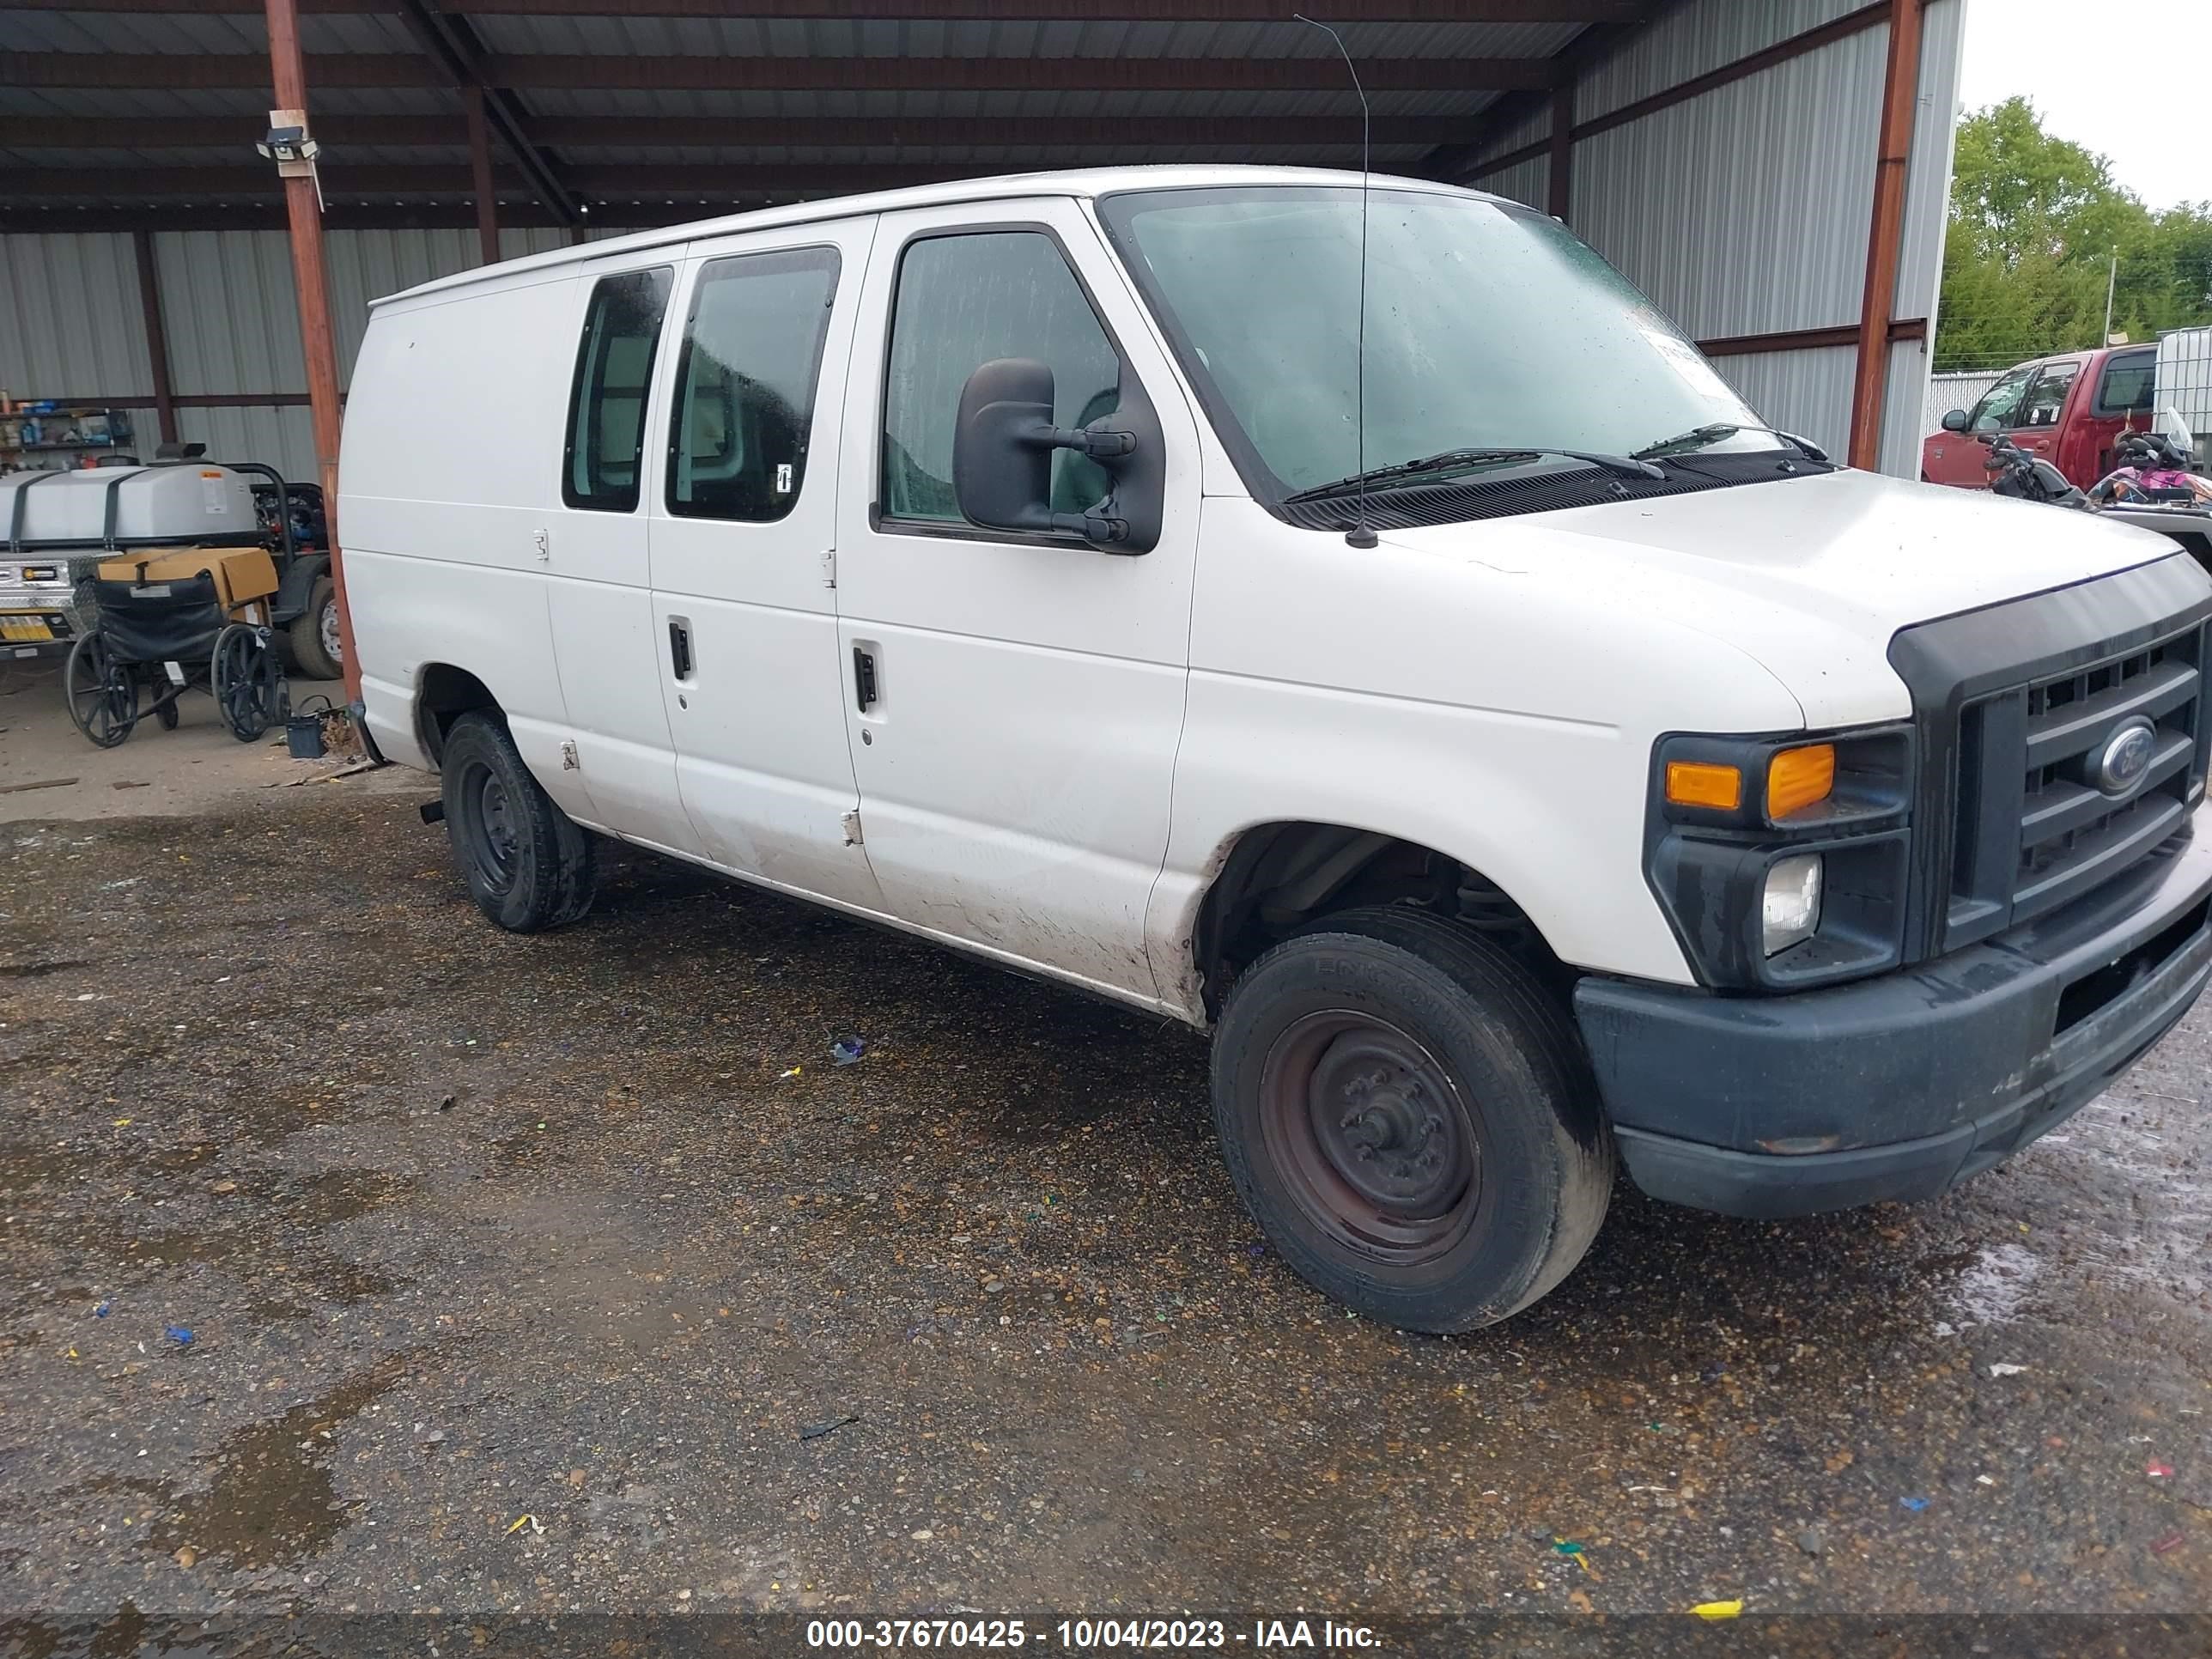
[
  {"left": 1761, "top": 854, "right": 1822, "bottom": 956},
  {"left": 1645, "top": 726, "right": 1913, "bottom": 991}
]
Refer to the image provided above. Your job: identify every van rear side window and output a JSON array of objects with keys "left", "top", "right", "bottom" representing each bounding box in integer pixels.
[
  {"left": 564, "top": 268, "right": 672, "bottom": 512},
  {"left": 665, "top": 246, "right": 841, "bottom": 524}
]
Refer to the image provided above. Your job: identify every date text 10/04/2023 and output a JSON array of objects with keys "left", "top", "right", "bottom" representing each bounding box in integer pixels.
[{"left": 805, "top": 1619, "right": 1384, "bottom": 1650}]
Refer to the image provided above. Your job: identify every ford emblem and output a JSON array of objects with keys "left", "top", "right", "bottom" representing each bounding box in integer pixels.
[{"left": 2092, "top": 716, "right": 2157, "bottom": 796}]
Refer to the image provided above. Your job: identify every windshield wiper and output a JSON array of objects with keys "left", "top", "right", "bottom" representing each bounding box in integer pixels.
[
  {"left": 1286, "top": 445, "right": 1663, "bottom": 502},
  {"left": 1633, "top": 422, "right": 1831, "bottom": 463}
]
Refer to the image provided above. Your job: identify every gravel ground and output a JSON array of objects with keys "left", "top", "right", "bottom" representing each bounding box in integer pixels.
[{"left": 1, "top": 784, "right": 2209, "bottom": 1649}]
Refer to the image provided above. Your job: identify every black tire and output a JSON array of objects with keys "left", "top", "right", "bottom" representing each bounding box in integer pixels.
[
  {"left": 439, "top": 710, "right": 599, "bottom": 933},
  {"left": 212, "top": 623, "right": 285, "bottom": 743},
  {"left": 1211, "top": 906, "right": 1613, "bottom": 1333},
  {"left": 63, "top": 631, "right": 137, "bottom": 749},
  {"left": 155, "top": 691, "right": 179, "bottom": 729},
  {"left": 288, "top": 574, "right": 343, "bottom": 682}
]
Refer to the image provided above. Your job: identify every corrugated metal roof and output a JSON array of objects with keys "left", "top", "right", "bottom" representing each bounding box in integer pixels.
[
  {"left": 469, "top": 15, "right": 1582, "bottom": 62},
  {"left": 559, "top": 143, "right": 1436, "bottom": 167},
  {"left": 0, "top": 6, "right": 422, "bottom": 55},
  {"left": 0, "top": 85, "right": 454, "bottom": 119},
  {"left": 508, "top": 85, "right": 1500, "bottom": 120}
]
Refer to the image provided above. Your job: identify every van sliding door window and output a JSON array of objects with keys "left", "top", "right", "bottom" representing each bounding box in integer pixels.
[
  {"left": 665, "top": 246, "right": 841, "bottom": 524},
  {"left": 562, "top": 267, "right": 672, "bottom": 512},
  {"left": 881, "top": 230, "right": 1121, "bottom": 526}
]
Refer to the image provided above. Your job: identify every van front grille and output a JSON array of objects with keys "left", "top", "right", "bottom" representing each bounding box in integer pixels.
[{"left": 1944, "top": 621, "right": 2207, "bottom": 952}]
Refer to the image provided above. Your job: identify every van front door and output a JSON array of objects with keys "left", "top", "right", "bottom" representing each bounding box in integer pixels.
[
  {"left": 831, "top": 201, "right": 1200, "bottom": 1006},
  {"left": 646, "top": 220, "right": 885, "bottom": 910}
]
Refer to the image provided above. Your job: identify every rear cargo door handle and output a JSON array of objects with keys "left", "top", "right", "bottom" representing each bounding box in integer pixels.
[
  {"left": 853, "top": 645, "right": 878, "bottom": 712},
  {"left": 667, "top": 617, "right": 694, "bottom": 681}
]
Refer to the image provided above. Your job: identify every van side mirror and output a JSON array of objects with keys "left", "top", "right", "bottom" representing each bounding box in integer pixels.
[
  {"left": 952, "top": 357, "right": 1159, "bottom": 553},
  {"left": 1941, "top": 408, "right": 1968, "bottom": 433}
]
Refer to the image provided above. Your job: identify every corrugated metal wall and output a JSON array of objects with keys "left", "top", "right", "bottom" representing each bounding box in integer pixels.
[
  {"left": 0, "top": 225, "right": 569, "bottom": 483},
  {"left": 1472, "top": 0, "right": 1966, "bottom": 476},
  {"left": 0, "top": 231, "right": 155, "bottom": 401}
]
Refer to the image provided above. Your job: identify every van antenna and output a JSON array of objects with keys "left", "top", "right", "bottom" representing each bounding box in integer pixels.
[{"left": 1294, "top": 12, "right": 1378, "bottom": 549}]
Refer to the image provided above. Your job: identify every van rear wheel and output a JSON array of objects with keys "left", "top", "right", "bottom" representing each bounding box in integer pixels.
[
  {"left": 1210, "top": 907, "right": 1613, "bottom": 1332},
  {"left": 439, "top": 711, "right": 599, "bottom": 933}
]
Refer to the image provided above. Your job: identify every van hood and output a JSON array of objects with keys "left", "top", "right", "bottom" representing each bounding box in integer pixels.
[{"left": 1378, "top": 467, "right": 2195, "bottom": 727}]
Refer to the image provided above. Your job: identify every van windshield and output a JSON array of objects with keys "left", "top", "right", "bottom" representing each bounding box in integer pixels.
[{"left": 1096, "top": 185, "right": 1783, "bottom": 501}]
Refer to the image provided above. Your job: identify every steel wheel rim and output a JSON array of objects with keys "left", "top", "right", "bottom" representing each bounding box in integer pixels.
[
  {"left": 319, "top": 595, "right": 343, "bottom": 667},
  {"left": 459, "top": 761, "right": 520, "bottom": 895},
  {"left": 1258, "top": 1009, "right": 1482, "bottom": 1267}
]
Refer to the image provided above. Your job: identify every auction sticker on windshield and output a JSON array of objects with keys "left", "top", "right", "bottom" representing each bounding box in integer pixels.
[{"left": 1641, "top": 327, "right": 1740, "bottom": 406}]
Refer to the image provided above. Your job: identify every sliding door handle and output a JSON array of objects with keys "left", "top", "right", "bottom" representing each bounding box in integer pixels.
[
  {"left": 668, "top": 617, "right": 694, "bottom": 680},
  {"left": 853, "top": 645, "right": 878, "bottom": 712}
]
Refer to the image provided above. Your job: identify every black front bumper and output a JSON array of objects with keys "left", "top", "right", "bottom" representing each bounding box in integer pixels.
[{"left": 1576, "top": 817, "right": 2212, "bottom": 1218}]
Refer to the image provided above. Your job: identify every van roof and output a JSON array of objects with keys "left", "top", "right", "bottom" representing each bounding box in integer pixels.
[{"left": 374, "top": 164, "right": 1487, "bottom": 308}]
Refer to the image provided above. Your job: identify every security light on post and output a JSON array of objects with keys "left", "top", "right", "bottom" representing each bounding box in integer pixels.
[{"left": 258, "top": 108, "right": 325, "bottom": 209}]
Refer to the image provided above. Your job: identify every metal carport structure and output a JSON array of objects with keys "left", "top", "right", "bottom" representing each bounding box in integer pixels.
[{"left": 2, "top": 0, "right": 1964, "bottom": 507}]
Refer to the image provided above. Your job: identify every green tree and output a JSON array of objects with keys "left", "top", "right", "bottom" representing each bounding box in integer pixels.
[{"left": 1935, "top": 97, "right": 2212, "bottom": 370}]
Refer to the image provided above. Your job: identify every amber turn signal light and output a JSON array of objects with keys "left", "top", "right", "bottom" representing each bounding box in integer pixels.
[
  {"left": 1767, "top": 743, "right": 1837, "bottom": 819},
  {"left": 1664, "top": 760, "right": 1742, "bottom": 811}
]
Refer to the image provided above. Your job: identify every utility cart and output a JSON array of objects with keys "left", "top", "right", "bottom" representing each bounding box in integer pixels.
[{"left": 0, "top": 453, "right": 340, "bottom": 679}]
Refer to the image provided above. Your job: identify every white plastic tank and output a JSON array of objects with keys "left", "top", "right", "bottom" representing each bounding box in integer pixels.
[{"left": 0, "top": 465, "right": 257, "bottom": 548}]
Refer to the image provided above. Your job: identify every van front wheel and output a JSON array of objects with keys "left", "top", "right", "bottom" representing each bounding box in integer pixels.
[
  {"left": 1210, "top": 907, "right": 1613, "bottom": 1332},
  {"left": 440, "top": 711, "right": 599, "bottom": 933}
]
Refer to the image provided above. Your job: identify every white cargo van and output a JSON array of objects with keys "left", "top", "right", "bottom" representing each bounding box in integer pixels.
[{"left": 343, "top": 167, "right": 2212, "bottom": 1331}]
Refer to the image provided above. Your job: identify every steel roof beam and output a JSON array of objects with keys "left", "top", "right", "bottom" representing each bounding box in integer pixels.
[
  {"left": 389, "top": 0, "right": 581, "bottom": 224},
  {"left": 2, "top": 162, "right": 1013, "bottom": 197},
  {"left": 1, "top": 50, "right": 1559, "bottom": 92},
  {"left": 3, "top": 0, "right": 1639, "bottom": 18},
  {"left": 0, "top": 112, "right": 1486, "bottom": 149}
]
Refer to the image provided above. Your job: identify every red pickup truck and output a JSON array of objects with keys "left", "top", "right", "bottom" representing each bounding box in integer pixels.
[{"left": 1922, "top": 345, "right": 2158, "bottom": 490}]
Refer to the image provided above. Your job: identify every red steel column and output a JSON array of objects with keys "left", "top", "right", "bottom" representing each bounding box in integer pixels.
[
  {"left": 130, "top": 228, "right": 178, "bottom": 445},
  {"left": 1847, "top": 0, "right": 1923, "bottom": 471},
  {"left": 465, "top": 85, "right": 501, "bottom": 267},
  {"left": 264, "top": 0, "right": 362, "bottom": 705},
  {"left": 1547, "top": 79, "right": 1573, "bottom": 222}
]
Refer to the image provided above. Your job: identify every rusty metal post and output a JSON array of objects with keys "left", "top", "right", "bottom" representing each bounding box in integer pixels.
[
  {"left": 464, "top": 85, "right": 500, "bottom": 266},
  {"left": 130, "top": 228, "right": 178, "bottom": 445},
  {"left": 264, "top": 0, "right": 362, "bottom": 707},
  {"left": 1546, "top": 79, "right": 1573, "bottom": 222},
  {"left": 1847, "top": 0, "right": 1923, "bottom": 472}
]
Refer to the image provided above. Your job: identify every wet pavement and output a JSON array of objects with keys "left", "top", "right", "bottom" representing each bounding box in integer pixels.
[{"left": 1, "top": 785, "right": 2209, "bottom": 1638}]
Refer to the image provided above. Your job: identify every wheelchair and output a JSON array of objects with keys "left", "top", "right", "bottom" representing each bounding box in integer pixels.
[{"left": 63, "top": 564, "right": 287, "bottom": 749}]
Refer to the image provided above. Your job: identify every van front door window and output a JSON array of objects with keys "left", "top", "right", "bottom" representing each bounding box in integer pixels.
[{"left": 879, "top": 230, "right": 1121, "bottom": 526}]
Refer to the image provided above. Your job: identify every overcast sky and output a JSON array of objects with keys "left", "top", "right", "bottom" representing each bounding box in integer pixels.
[{"left": 1955, "top": 0, "right": 2208, "bottom": 210}]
